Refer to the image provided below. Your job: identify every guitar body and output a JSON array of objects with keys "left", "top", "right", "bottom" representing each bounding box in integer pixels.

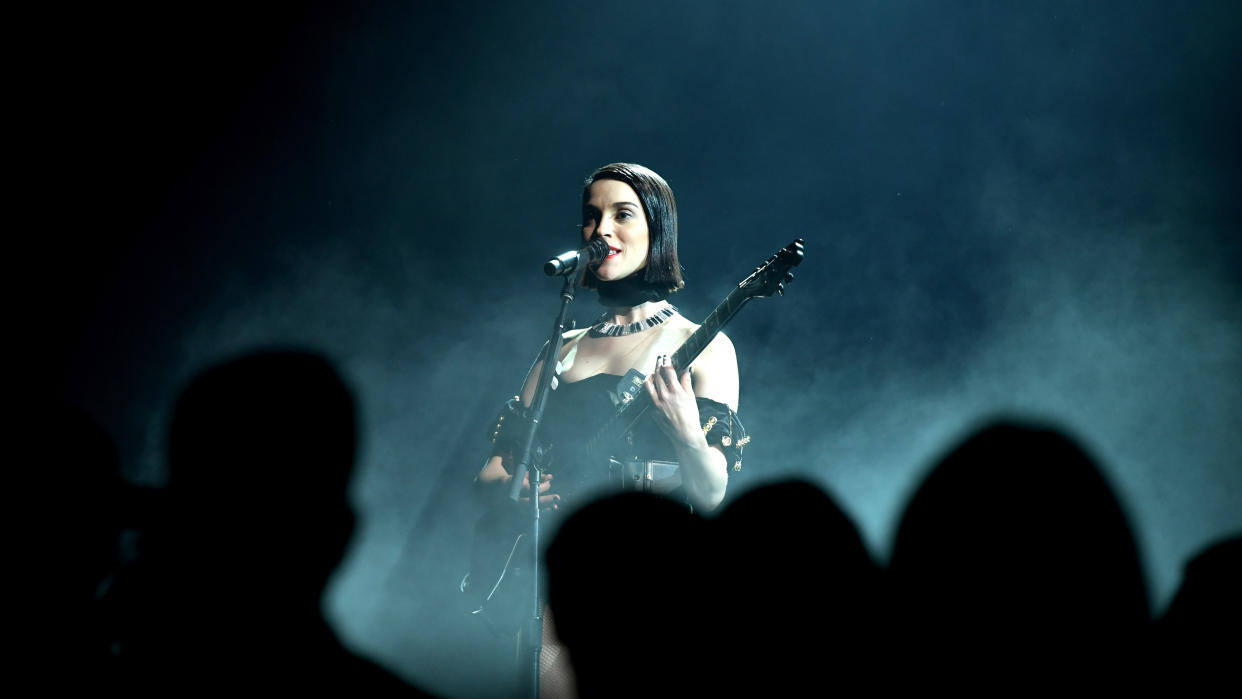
[{"left": 463, "top": 505, "right": 535, "bottom": 637}]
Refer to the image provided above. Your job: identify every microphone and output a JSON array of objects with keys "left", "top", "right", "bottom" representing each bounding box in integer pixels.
[{"left": 544, "top": 238, "right": 611, "bottom": 276}]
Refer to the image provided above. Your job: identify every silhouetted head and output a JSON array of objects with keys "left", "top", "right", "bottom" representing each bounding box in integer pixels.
[
  {"left": 1158, "top": 533, "right": 1242, "bottom": 681},
  {"left": 717, "top": 479, "right": 877, "bottom": 600},
  {"left": 888, "top": 420, "right": 1149, "bottom": 677},
  {"left": 715, "top": 480, "right": 880, "bottom": 691},
  {"left": 547, "top": 492, "right": 706, "bottom": 696},
  {"left": 119, "top": 351, "right": 428, "bottom": 694},
  {"left": 165, "top": 350, "right": 357, "bottom": 603},
  {"left": 1162, "top": 534, "right": 1242, "bottom": 630}
]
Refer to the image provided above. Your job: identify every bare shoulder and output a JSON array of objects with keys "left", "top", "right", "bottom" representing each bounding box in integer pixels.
[
  {"left": 678, "top": 318, "right": 739, "bottom": 410},
  {"left": 694, "top": 331, "right": 738, "bottom": 381},
  {"left": 673, "top": 315, "right": 737, "bottom": 363},
  {"left": 662, "top": 313, "right": 699, "bottom": 341},
  {"left": 702, "top": 330, "right": 737, "bottom": 363}
]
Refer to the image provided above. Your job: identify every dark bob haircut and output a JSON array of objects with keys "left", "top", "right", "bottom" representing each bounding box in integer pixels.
[{"left": 580, "top": 163, "right": 684, "bottom": 292}]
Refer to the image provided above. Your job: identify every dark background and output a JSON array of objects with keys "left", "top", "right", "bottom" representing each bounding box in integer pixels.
[{"left": 28, "top": 1, "right": 1241, "bottom": 695}]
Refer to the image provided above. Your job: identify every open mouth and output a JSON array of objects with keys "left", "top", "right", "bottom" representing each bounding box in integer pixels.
[{"left": 606, "top": 247, "right": 621, "bottom": 258}]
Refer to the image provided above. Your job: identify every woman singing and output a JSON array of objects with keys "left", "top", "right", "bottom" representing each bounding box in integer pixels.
[
  {"left": 472, "top": 162, "right": 747, "bottom": 697},
  {"left": 476, "top": 162, "right": 746, "bottom": 514}
]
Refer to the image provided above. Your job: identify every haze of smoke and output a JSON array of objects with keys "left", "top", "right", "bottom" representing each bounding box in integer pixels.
[
  {"left": 96, "top": 3, "right": 1238, "bottom": 693},
  {"left": 739, "top": 153, "right": 1242, "bottom": 613}
]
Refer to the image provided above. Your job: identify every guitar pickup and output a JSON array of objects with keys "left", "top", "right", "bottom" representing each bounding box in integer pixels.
[{"left": 615, "top": 368, "right": 646, "bottom": 404}]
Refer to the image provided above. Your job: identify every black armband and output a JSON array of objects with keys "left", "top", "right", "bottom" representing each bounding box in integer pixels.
[
  {"left": 696, "top": 398, "right": 749, "bottom": 472},
  {"left": 487, "top": 395, "right": 528, "bottom": 459}
]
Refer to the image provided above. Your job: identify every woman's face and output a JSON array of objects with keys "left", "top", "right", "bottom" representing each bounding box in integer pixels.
[{"left": 582, "top": 178, "right": 650, "bottom": 282}]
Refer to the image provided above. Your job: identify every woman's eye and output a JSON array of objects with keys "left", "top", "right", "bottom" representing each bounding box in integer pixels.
[{"left": 616, "top": 210, "right": 633, "bottom": 220}]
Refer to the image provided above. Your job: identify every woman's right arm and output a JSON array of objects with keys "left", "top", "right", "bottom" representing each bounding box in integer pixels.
[
  {"left": 475, "top": 358, "right": 557, "bottom": 506},
  {"left": 475, "top": 454, "right": 511, "bottom": 487}
]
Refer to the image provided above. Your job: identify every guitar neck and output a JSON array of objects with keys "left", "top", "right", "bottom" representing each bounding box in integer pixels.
[{"left": 670, "top": 285, "right": 752, "bottom": 375}]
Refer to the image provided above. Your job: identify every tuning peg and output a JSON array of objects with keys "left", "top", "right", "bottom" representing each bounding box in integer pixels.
[
  {"left": 784, "top": 272, "right": 795, "bottom": 283},
  {"left": 777, "top": 284, "right": 785, "bottom": 296}
]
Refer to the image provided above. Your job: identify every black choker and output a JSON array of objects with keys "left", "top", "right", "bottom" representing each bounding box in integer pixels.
[
  {"left": 589, "top": 306, "right": 677, "bottom": 337},
  {"left": 595, "top": 275, "right": 670, "bottom": 308}
]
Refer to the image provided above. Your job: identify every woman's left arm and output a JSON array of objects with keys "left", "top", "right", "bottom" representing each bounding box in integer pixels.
[{"left": 645, "top": 334, "right": 739, "bottom": 512}]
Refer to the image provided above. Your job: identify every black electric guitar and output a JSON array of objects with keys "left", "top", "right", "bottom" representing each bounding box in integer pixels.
[{"left": 464, "top": 239, "right": 804, "bottom": 632}]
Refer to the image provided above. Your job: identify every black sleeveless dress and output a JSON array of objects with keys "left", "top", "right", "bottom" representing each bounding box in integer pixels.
[
  {"left": 490, "top": 372, "right": 747, "bottom": 512},
  {"left": 467, "top": 374, "right": 747, "bottom": 635}
]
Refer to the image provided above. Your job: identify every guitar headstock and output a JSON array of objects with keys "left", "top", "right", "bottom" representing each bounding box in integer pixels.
[{"left": 738, "top": 238, "right": 804, "bottom": 299}]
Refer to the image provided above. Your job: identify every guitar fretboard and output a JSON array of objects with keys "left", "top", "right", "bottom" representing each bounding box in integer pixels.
[{"left": 670, "top": 286, "right": 751, "bottom": 375}]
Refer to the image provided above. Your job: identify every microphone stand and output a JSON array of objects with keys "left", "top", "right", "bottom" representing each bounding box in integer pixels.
[{"left": 507, "top": 271, "right": 578, "bottom": 699}]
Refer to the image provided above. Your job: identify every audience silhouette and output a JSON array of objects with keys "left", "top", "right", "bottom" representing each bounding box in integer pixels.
[
  {"left": 112, "top": 351, "right": 431, "bottom": 695},
  {"left": 536, "top": 413, "right": 1240, "bottom": 696},
  {"left": 714, "top": 479, "right": 881, "bottom": 693},
  {"left": 47, "top": 354, "right": 1232, "bottom": 697},
  {"left": 545, "top": 492, "right": 709, "bottom": 697},
  {"left": 887, "top": 421, "right": 1150, "bottom": 689},
  {"left": 1158, "top": 533, "right": 1241, "bottom": 685},
  {"left": 544, "top": 481, "right": 879, "bottom": 697}
]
